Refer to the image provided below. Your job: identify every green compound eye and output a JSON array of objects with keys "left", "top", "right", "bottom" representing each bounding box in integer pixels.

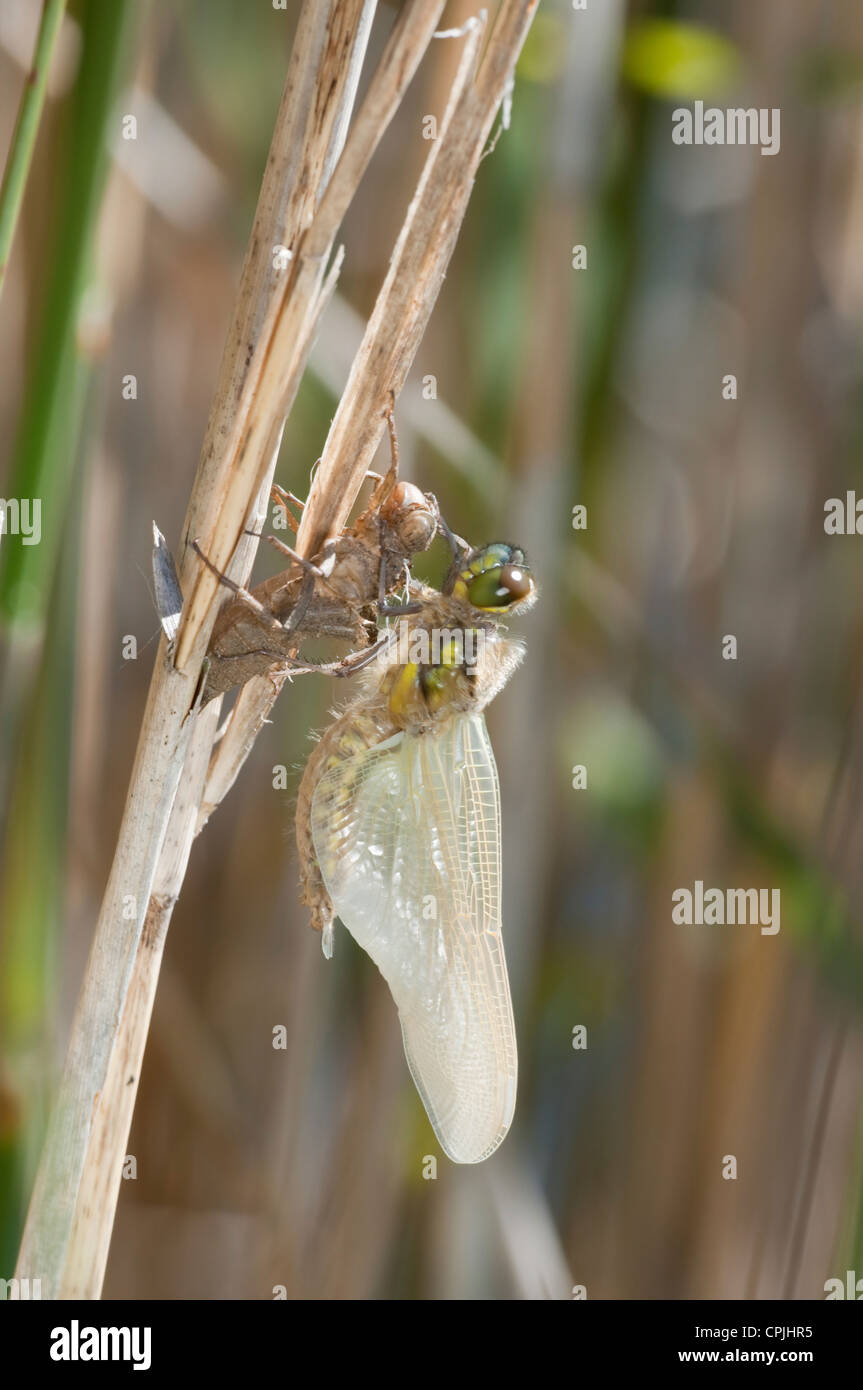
[{"left": 453, "top": 544, "right": 535, "bottom": 611}]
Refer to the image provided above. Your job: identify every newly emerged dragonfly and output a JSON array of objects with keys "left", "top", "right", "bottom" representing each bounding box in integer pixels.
[{"left": 296, "top": 542, "right": 536, "bottom": 1164}]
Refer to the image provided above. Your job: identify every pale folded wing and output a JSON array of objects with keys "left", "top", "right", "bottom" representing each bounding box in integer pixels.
[{"left": 311, "top": 712, "right": 517, "bottom": 1164}]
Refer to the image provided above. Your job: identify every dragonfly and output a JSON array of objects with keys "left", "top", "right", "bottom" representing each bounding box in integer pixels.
[
  {"left": 296, "top": 539, "right": 536, "bottom": 1164},
  {"left": 192, "top": 409, "right": 441, "bottom": 703}
]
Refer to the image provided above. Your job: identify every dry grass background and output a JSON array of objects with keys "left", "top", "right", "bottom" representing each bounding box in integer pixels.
[{"left": 2, "top": 0, "right": 863, "bottom": 1299}]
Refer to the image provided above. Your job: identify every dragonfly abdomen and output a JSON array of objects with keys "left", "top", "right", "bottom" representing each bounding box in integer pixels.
[{"left": 296, "top": 702, "right": 396, "bottom": 941}]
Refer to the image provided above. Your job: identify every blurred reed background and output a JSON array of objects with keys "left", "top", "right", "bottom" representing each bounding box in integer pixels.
[{"left": 2, "top": 0, "right": 863, "bottom": 1299}]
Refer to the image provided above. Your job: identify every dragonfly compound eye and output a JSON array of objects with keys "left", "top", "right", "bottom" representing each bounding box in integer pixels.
[{"left": 454, "top": 544, "right": 535, "bottom": 611}]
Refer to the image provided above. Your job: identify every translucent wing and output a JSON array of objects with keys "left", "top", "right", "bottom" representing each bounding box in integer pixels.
[{"left": 311, "top": 713, "right": 517, "bottom": 1164}]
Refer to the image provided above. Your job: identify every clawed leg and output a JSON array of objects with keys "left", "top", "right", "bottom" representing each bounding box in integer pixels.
[
  {"left": 377, "top": 544, "right": 389, "bottom": 606},
  {"left": 274, "top": 484, "right": 305, "bottom": 510},
  {"left": 251, "top": 530, "right": 325, "bottom": 577},
  {"left": 248, "top": 531, "right": 341, "bottom": 635},
  {"left": 193, "top": 537, "right": 317, "bottom": 643},
  {"left": 192, "top": 539, "right": 282, "bottom": 632},
  {"left": 435, "top": 505, "right": 473, "bottom": 596},
  {"left": 377, "top": 556, "right": 414, "bottom": 613},
  {"left": 270, "top": 483, "right": 303, "bottom": 533},
  {"left": 325, "top": 633, "right": 392, "bottom": 677},
  {"left": 283, "top": 568, "right": 318, "bottom": 636},
  {"left": 384, "top": 399, "right": 399, "bottom": 473},
  {"left": 361, "top": 396, "right": 400, "bottom": 520},
  {"left": 367, "top": 399, "right": 402, "bottom": 607},
  {"left": 378, "top": 598, "right": 423, "bottom": 617},
  {"left": 278, "top": 633, "right": 391, "bottom": 681}
]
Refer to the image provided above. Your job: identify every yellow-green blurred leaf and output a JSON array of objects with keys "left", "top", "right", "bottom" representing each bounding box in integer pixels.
[
  {"left": 517, "top": 12, "right": 568, "bottom": 85},
  {"left": 622, "top": 19, "right": 741, "bottom": 100},
  {"left": 562, "top": 692, "right": 666, "bottom": 815}
]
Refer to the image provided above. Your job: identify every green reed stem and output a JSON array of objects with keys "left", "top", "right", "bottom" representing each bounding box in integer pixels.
[
  {"left": 0, "top": 0, "right": 132, "bottom": 631},
  {"left": 0, "top": 0, "right": 67, "bottom": 299}
]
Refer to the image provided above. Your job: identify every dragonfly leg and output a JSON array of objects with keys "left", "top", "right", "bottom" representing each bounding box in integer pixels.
[
  {"left": 377, "top": 542, "right": 388, "bottom": 606},
  {"left": 277, "top": 638, "right": 382, "bottom": 680},
  {"left": 384, "top": 397, "right": 399, "bottom": 472},
  {"left": 191, "top": 540, "right": 280, "bottom": 627},
  {"left": 253, "top": 531, "right": 325, "bottom": 577},
  {"left": 434, "top": 503, "right": 473, "bottom": 595},
  {"left": 253, "top": 533, "right": 342, "bottom": 636},
  {"left": 362, "top": 395, "right": 400, "bottom": 518},
  {"left": 282, "top": 567, "right": 318, "bottom": 635},
  {"left": 270, "top": 483, "right": 303, "bottom": 533},
  {"left": 327, "top": 634, "right": 392, "bottom": 677},
  {"left": 243, "top": 531, "right": 348, "bottom": 638},
  {"left": 378, "top": 599, "right": 422, "bottom": 617}
]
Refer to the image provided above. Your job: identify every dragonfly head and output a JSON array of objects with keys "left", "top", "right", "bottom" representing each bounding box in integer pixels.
[{"left": 451, "top": 544, "right": 536, "bottom": 614}]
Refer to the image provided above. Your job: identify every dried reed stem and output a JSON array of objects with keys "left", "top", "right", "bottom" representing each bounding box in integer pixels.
[{"left": 15, "top": 0, "right": 385, "bottom": 1299}]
